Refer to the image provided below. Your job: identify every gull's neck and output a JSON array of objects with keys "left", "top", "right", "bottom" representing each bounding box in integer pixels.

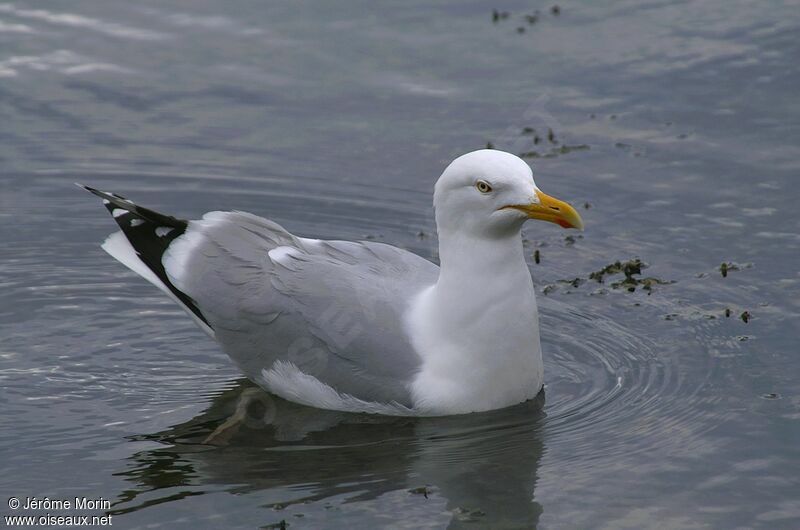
[
  {"left": 432, "top": 227, "right": 536, "bottom": 328},
  {"left": 436, "top": 227, "right": 530, "bottom": 293},
  {"left": 407, "top": 226, "right": 543, "bottom": 415}
]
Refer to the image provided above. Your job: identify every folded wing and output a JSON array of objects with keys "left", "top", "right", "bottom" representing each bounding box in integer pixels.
[{"left": 161, "top": 211, "right": 438, "bottom": 408}]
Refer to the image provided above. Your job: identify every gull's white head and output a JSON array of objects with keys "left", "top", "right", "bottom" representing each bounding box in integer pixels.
[{"left": 434, "top": 149, "right": 583, "bottom": 237}]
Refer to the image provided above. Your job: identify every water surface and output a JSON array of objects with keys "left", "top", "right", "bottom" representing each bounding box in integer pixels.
[{"left": 1, "top": 1, "right": 799, "bottom": 528}]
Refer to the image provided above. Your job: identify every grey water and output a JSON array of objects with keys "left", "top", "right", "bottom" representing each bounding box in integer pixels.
[{"left": 1, "top": 0, "right": 799, "bottom": 528}]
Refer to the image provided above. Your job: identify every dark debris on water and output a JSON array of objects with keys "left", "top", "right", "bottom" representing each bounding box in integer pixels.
[
  {"left": 542, "top": 284, "right": 558, "bottom": 295},
  {"left": 453, "top": 507, "right": 487, "bottom": 522},
  {"left": 665, "top": 307, "right": 753, "bottom": 323},
  {"left": 490, "top": 6, "right": 564, "bottom": 39},
  {"left": 492, "top": 6, "right": 560, "bottom": 27},
  {"left": 486, "top": 125, "right": 589, "bottom": 159},
  {"left": 491, "top": 9, "right": 510, "bottom": 22},
  {"left": 589, "top": 259, "right": 674, "bottom": 293},
  {"left": 588, "top": 259, "right": 644, "bottom": 283},
  {"left": 719, "top": 261, "right": 753, "bottom": 278},
  {"left": 519, "top": 144, "right": 590, "bottom": 159},
  {"left": 559, "top": 277, "right": 585, "bottom": 288},
  {"left": 543, "top": 258, "right": 674, "bottom": 296},
  {"left": 408, "top": 486, "right": 433, "bottom": 499}
]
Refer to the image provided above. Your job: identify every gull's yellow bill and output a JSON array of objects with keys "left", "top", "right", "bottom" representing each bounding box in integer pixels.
[{"left": 504, "top": 189, "right": 584, "bottom": 230}]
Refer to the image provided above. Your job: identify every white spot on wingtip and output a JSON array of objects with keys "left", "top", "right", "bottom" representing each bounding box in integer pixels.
[
  {"left": 112, "top": 208, "right": 127, "bottom": 218},
  {"left": 155, "top": 226, "right": 173, "bottom": 237},
  {"left": 130, "top": 219, "right": 144, "bottom": 227}
]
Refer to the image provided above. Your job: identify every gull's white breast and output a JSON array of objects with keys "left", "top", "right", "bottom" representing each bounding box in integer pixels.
[{"left": 405, "top": 273, "right": 543, "bottom": 415}]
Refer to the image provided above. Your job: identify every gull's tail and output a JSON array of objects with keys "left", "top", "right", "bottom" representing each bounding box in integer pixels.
[{"left": 78, "top": 184, "right": 214, "bottom": 336}]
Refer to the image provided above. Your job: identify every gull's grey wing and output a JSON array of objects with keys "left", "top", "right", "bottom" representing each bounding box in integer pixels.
[{"left": 163, "top": 211, "right": 438, "bottom": 406}]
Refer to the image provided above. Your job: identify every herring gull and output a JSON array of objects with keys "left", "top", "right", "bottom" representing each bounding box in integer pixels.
[{"left": 81, "top": 149, "right": 583, "bottom": 416}]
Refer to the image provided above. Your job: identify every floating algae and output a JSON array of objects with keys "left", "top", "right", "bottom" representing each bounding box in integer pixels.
[
  {"left": 491, "top": 9, "right": 510, "bottom": 22},
  {"left": 558, "top": 277, "right": 586, "bottom": 288},
  {"left": 719, "top": 261, "right": 753, "bottom": 278},
  {"left": 589, "top": 259, "right": 644, "bottom": 283},
  {"left": 588, "top": 259, "right": 674, "bottom": 293},
  {"left": 519, "top": 144, "right": 589, "bottom": 159},
  {"left": 408, "top": 486, "right": 432, "bottom": 498}
]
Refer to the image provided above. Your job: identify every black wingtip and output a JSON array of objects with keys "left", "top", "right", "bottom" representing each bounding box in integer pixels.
[
  {"left": 75, "top": 183, "right": 104, "bottom": 195},
  {"left": 82, "top": 184, "right": 210, "bottom": 330},
  {"left": 76, "top": 182, "right": 102, "bottom": 197},
  {"left": 77, "top": 183, "right": 127, "bottom": 203},
  {"left": 78, "top": 185, "right": 183, "bottom": 230}
]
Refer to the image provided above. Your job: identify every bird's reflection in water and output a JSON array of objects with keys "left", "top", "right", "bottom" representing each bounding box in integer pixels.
[{"left": 113, "top": 379, "right": 546, "bottom": 528}]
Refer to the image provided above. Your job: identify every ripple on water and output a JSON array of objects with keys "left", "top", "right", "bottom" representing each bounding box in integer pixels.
[{"left": 538, "top": 295, "right": 724, "bottom": 468}]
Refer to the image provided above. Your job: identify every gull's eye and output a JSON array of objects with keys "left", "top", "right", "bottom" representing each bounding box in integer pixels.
[{"left": 476, "top": 180, "right": 493, "bottom": 194}]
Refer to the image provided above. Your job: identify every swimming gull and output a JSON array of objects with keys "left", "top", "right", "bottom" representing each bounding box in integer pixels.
[{"left": 81, "top": 149, "right": 583, "bottom": 416}]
